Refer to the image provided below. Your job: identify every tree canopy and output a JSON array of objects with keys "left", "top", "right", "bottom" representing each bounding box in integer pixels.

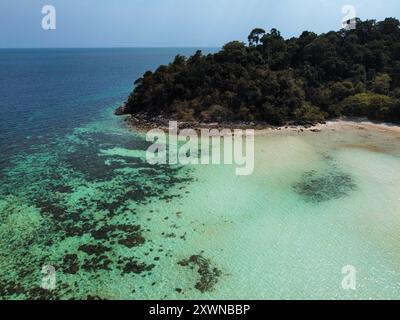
[{"left": 124, "top": 18, "right": 400, "bottom": 125}]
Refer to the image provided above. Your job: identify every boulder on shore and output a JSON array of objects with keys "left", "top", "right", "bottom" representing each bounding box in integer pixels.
[{"left": 115, "top": 103, "right": 129, "bottom": 115}]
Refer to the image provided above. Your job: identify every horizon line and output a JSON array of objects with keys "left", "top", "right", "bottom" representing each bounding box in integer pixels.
[{"left": 0, "top": 46, "right": 222, "bottom": 50}]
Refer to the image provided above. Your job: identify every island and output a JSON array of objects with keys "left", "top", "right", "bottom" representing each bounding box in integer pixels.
[{"left": 117, "top": 18, "right": 400, "bottom": 128}]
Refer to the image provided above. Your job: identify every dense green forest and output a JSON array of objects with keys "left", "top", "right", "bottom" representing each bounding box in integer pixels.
[{"left": 123, "top": 18, "right": 400, "bottom": 125}]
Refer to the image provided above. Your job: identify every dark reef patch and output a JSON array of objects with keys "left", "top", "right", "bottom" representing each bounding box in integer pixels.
[
  {"left": 178, "top": 255, "right": 222, "bottom": 293},
  {"left": 0, "top": 127, "right": 194, "bottom": 299},
  {"left": 293, "top": 170, "right": 357, "bottom": 203},
  {"left": 0, "top": 280, "right": 25, "bottom": 298},
  {"left": 53, "top": 185, "right": 73, "bottom": 194},
  {"left": 122, "top": 260, "right": 156, "bottom": 274},
  {"left": 82, "top": 254, "right": 113, "bottom": 272},
  {"left": 26, "top": 287, "right": 60, "bottom": 300},
  {"left": 63, "top": 254, "right": 80, "bottom": 274},
  {"left": 117, "top": 233, "right": 145, "bottom": 248},
  {"left": 61, "top": 131, "right": 156, "bottom": 182},
  {"left": 91, "top": 224, "right": 146, "bottom": 248},
  {"left": 78, "top": 244, "right": 111, "bottom": 256}
]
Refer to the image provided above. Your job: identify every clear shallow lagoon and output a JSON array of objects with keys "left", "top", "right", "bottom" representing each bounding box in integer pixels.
[{"left": 1, "top": 49, "right": 400, "bottom": 300}]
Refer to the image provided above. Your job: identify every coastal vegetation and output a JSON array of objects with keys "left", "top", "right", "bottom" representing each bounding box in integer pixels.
[{"left": 122, "top": 18, "right": 400, "bottom": 126}]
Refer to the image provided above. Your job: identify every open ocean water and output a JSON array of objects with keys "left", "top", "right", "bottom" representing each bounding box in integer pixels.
[{"left": 1, "top": 48, "right": 400, "bottom": 300}]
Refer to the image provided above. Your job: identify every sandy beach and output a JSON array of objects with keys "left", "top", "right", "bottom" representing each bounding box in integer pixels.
[{"left": 255, "top": 119, "right": 400, "bottom": 136}]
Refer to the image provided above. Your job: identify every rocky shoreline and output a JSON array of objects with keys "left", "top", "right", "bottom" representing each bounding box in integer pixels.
[
  {"left": 115, "top": 104, "right": 400, "bottom": 136},
  {"left": 117, "top": 108, "right": 324, "bottom": 134}
]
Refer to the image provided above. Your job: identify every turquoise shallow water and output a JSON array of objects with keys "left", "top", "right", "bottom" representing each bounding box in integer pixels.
[
  {"left": 2, "top": 113, "right": 400, "bottom": 299},
  {"left": 174, "top": 128, "right": 400, "bottom": 300},
  {"left": 1, "top": 49, "right": 400, "bottom": 300}
]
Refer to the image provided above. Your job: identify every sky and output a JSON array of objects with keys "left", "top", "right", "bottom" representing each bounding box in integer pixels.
[{"left": 1, "top": 0, "right": 400, "bottom": 48}]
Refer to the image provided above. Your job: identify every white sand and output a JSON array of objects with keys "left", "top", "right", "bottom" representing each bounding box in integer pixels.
[{"left": 254, "top": 119, "right": 400, "bottom": 136}]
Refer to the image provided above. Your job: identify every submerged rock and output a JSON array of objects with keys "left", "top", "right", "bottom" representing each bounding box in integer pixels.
[
  {"left": 293, "top": 170, "right": 357, "bottom": 203},
  {"left": 115, "top": 103, "right": 130, "bottom": 115},
  {"left": 178, "top": 254, "right": 222, "bottom": 293},
  {"left": 78, "top": 244, "right": 111, "bottom": 255},
  {"left": 123, "top": 260, "right": 155, "bottom": 274},
  {"left": 63, "top": 254, "right": 80, "bottom": 274}
]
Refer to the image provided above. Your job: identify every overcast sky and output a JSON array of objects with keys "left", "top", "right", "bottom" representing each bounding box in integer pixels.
[{"left": 1, "top": 0, "right": 400, "bottom": 48}]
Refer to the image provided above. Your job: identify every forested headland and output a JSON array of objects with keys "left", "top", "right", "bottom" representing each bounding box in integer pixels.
[{"left": 120, "top": 18, "right": 400, "bottom": 126}]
